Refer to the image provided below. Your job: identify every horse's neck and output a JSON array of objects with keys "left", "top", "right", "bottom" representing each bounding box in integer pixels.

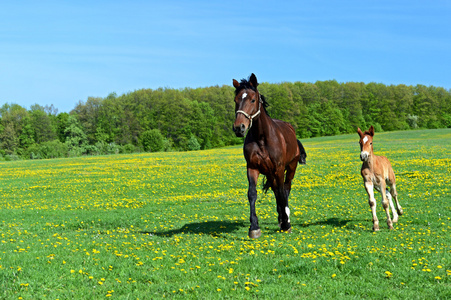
[{"left": 250, "top": 109, "right": 273, "bottom": 138}]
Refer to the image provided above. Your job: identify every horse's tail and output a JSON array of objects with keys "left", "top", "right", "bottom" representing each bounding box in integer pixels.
[
  {"left": 262, "top": 176, "right": 271, "bottom": 194},
  {"left": 297, "top": 139, "right": 307, "bottom": 164}
]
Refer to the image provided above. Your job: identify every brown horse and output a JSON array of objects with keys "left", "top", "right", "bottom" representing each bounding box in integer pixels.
[
  {"left": 357, "top": 126, "right": 403, "bottom": 231},
  {"left": 233, "top": 73, "right": 306, "bottom": 238}
]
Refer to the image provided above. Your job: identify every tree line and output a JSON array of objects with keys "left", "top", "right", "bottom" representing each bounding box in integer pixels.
[{"left": 1, "top": 80, "right": 450, "bottom": 160}]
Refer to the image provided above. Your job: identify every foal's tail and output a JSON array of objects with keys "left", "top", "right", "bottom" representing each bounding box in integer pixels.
[{"left": 297, "top": 139, "right": 307, "bottom": 165}]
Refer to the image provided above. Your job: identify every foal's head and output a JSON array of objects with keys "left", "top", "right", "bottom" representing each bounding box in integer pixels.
[
  {"left": 232, "top": 73, "right": 263, "bottom": 137},
  {"left": 357, "top": 125, "right": 375, "bottom": 162}
]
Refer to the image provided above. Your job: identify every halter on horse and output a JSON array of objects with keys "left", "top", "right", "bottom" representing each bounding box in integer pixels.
[{"left": 233, "top": 73, "right": 306, "bottom": 238}]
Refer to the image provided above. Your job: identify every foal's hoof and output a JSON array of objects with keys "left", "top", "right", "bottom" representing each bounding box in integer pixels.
[
  {"left": 397, "top": 208, "right": 404, "bottom": 215},
  {"left": 248, "top": 229, "right": 261, "bottom": 239}
]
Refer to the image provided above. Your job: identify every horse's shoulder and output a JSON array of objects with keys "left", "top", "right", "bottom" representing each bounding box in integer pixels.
[
  {"left": 273, "top": 119, "right": 296, "bottom": 134},
  {"left": 243, "top": 140, "right": 272, "bottom": 171},
  {"left": 273, "top": 118, "right": 292, "bottom": 127}
]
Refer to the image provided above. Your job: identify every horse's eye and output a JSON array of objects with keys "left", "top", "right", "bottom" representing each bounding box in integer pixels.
[{"left": 251, "top": 99, "right": 256, "bottom": 103}]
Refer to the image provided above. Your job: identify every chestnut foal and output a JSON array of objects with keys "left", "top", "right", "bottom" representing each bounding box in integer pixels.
[{"left": 357, "top": 126, "right": 403, "bottom": 231}]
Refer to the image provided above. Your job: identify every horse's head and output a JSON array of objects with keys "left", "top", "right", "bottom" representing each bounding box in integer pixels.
[
  {"left": 232, "top": 73, "right": 263, "bottom": 137},
  {"left": 357, "top": 125, "right": 374, "bottom": 162}
]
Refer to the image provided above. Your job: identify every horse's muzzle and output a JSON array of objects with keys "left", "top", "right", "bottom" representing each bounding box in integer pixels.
[
  {"left": 233, "top": 124, "right": 247, "bottom": 137},
  {"left": 360, "top": 152, "right": 369, "bottom": 161}
]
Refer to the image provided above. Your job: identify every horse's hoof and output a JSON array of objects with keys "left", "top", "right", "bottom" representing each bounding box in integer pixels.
[
  {"left": 279, "top": 222, "right": 291, "bottom": 232},
  {"left": 373, "top": 226, "right": 380, "bottom": 232},
  {"left": 397, "top": 208, "right": 404, "bottom": 215},
  {"left": 248, "top": 229, "right": 261, "bottom": 239}
]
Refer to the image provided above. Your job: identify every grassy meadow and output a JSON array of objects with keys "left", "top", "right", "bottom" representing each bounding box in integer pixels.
[{"left": 0, "top": 128, "right": 450, "bottom": 299}]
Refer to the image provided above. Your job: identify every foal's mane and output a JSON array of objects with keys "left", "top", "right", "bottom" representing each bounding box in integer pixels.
[{"left": 234, "top": 78, "right": 270, "bottom": 112}]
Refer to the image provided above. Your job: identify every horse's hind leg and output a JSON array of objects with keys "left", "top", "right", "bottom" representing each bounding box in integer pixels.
[
  {"left": 275, "top": 169, "right": 292, "bottom": 232},
  {"left": 390, "top": 183, "right": 403, "bottom": 216},
  {"left": 284, "top": 161, "right": 298, "bottom": 201},
  {"left": 275, "top": 187, "right": 291, "bottom": 232},
  {"left": 247, "top": 168, "right": 261, "bottom": 239}
]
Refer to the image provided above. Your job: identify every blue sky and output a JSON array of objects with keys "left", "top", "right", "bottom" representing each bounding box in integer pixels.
[{"left": 1, "top": 1, "right": 450, "bottom": 113}]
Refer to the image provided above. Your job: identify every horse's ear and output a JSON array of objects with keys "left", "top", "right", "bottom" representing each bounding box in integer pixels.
[
  {"left": 357, "top": 127, "right": 363, "bottom": 137},
  {"left": 249, "top": 73, "right": 259, "bottom": 88},
  {"left": 233, "top": 79, "right": 240, "bottom": 89},
  {"left": 369, "top": 125, "right": 375, "bottom": 136}
]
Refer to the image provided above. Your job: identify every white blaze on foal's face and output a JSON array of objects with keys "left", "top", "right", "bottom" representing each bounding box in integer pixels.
[
  {"left": 360, "top": 135, "right": 372, "bottom": 161},
  {"left": 242, "top": 92, "right": 247, "bottom": 100}
]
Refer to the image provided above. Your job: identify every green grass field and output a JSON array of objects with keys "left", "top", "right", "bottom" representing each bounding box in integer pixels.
[{"left": 1, "top": 128, "right": 450, "bottom": 299}]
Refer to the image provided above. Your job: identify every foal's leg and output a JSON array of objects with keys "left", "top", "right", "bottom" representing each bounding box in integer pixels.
[
  {"left": 386, "top": 188, "right": 398, "bottom": 223},
  {"left": 390, "top": 183, "right": 403, "bottom": 216},
  {"left": 247, "top": 168, "right": 261, "bottom": 238},
  {"left": 380, "top": 181, "right": 394, "bottom": 230},
  {"left": 365, "top": 181, "right": 379, "bottom": 231}
]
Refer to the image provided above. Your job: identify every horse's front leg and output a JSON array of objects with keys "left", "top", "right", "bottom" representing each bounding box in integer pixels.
[{"left": 247, "top": 168, "right": 261, "bottom": 239}]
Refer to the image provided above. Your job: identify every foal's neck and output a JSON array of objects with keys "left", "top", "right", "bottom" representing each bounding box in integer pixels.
[{"left": 364, "top": 150, "right": 376, "bottom": 169}]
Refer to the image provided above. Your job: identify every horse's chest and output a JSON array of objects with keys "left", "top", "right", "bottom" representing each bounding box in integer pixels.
[
  {"left": 257, "top": 147, "right": 275, "bottom": 173},
  {"left": 246, "top": 145, "right": 274, "bottom": 173}
]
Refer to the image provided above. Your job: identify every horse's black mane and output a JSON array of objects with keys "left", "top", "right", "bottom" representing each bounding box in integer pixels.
[{"left": 234, "top": 78, "right": 270, "bottom": 111}]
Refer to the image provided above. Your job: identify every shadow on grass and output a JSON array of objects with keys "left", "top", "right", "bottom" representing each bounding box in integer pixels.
[
  {"left": 299, "top": 217, "right": 352, "bottom": 228},
  {"left": 144, "top": 220, "right": 246, "bottom": 237}
]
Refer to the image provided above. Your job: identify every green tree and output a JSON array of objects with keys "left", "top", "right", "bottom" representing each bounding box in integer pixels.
[
  {"left": 18, "top": 116, "right": 35, "bottom": 150},
  {"left": 187, "top": 134, "right": 201, "bottom": 151},
  {"left": 141, "top": 129, "right": 164, "bottom": 152},
  {"left": 55, "top": 113, "right": 70, "bottom": 143},
  {"left": 64, "top": 115, "right": 88, "bottom": 156},
  {"left": 0, "top": 122, "right": 19, "bottom": 155},
  {"left": 29, "top": 105, "right": 56, "bottom": 143}
]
